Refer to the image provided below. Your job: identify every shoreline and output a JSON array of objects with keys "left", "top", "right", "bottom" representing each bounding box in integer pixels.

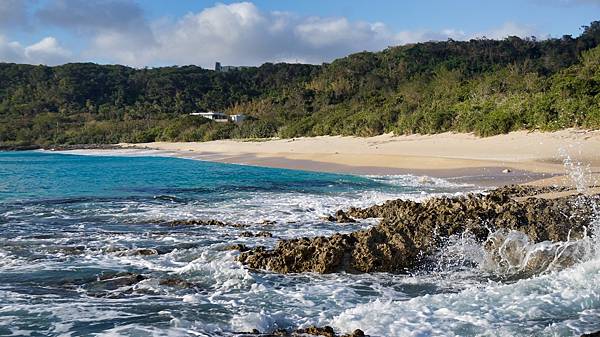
[{"left": 33, "top": 128, "right": 600, "bottom": 187}]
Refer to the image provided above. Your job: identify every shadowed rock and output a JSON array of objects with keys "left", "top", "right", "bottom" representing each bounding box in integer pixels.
[
  {"left": 238, "top": 325, "right": 366, "bottom": 337},
  {"left": 240, "top": 231, "right": 274, "bottom": 238},
  {"left": 322, "top": 210, "right": 357, "bottom": 223},
  {"left": 159, "top": 277, "right": 199, "bottom": 289},
  {"left": 167, "top": 219, "right": 248, "bottom": 228},
  {"left": 224, "top": 243, "right": 250, "bottom": 252},
  {"left": 239, "top": 185, "right": 598, "bottom": 274}
]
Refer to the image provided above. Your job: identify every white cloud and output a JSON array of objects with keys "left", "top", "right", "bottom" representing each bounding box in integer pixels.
[
  {"left": 0, "top": 1, "right": 548, "bottom": 67},
  {"left": 81, "top": 2, "right": 470, "bottom": 67},
  {"left": 25, "top": 37, "right": 72, "bottom": 64},
  {"left": 473, "top": 22, "right": 538, "bottom": 40},
  {"left": 0, "top": 35, "right": 71, "bottom": 65},
  {"left": 38, "top": 0, "right": 157, "bottom": 64}
]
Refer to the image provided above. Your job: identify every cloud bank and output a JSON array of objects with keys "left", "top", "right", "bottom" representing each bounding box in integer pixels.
[{"left": 0, "top": 1, "right": 540, "bottom": 67}]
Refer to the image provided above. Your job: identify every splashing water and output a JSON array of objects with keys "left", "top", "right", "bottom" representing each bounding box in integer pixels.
[{"left": 1, "top": 151, "right": 600, "bottom": 336}]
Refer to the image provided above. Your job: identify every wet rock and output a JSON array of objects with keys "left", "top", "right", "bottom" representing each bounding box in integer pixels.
[
  {"left": 240, "top": 234, "right": 357, "bottom": 274},
  {"left": 260, "top": 220, "right": 277, "bottom": 225},
  {"left": 167, "top": 219, "right": 248, "bottom": 228},
  {"left": 42, "top": 144, "right": 122, "bottom": 151},
  {"left": 224, "top": 243, "right": 250, "bottom": 252},
  {"left": 241, "top": 326, "right": 367, "bottom": 337},
  {"left": 240, "top": 185, "right": 598, "bottom": 274},
  {"left": 47, "top": 245, "right": 86, "bottom": 255},
  {"left": 323, "top": 210, "right": 357, "bottom": 223},
  {"left": 83, "top": 272, "right": 147, "bottom": 297},
  {"left": 114, "top": 248, "right": 159, "bottom": 256},
  {"left": 159, "top": 277, "right": 198, "bottom": 289},
  {"left": 240, "top": 231, "right": 274, "bottom": 238}
]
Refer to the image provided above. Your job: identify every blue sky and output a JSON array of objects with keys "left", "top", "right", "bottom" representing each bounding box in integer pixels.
[{"left": 0, "top": 0, "right": 598, "bottom": 67}]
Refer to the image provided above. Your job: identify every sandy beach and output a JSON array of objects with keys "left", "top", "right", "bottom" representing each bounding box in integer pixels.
[{"left": 111, "top": 129, "right": 600, "bottom": 187}]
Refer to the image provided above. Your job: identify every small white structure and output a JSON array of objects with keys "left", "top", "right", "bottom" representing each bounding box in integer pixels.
[
  {"left": 229, "top": 114, "right": 246, "bottom": 123},
  {"left": 189, "top": 111, "right": 247, "bottom": 123},
  {"left": 190, "top": 111, "right": 229, "bottom": 122}
]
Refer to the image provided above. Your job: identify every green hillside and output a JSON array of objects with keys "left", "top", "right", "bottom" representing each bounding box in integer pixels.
[{"left": 1, "top": 22, "right": 599, "bottom": 147}]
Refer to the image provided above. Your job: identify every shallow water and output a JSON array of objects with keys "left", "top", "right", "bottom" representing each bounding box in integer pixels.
[{"left": 0, "top": 151, "right": 599, "bottom": 336}]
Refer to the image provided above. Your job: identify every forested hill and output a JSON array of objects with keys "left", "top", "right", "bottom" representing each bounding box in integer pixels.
[{"left": 1, "top": 22, "right": 600, "bottom": 147}]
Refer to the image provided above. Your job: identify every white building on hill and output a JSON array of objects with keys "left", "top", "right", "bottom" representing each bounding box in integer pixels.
[
  {"left": 189, "top": 111, "right": 229, "bottom": 122},
  {"left": 189, "top": 111, "right": 247, "bottom": 123}
]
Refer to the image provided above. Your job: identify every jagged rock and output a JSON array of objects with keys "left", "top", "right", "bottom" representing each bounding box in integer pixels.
[
  {"left": 242, "top": 326, "right": 367, "bottom": 337},
  {"left": 322, "top": 210, "right": 357, "bottom": 223},
  {"left": 167, "top": 219, "right": 248, "bottom": 228},
  {"left": 224, "top": 243, "right": 250, "bottom": 252},
  {"left": 239, "top": 185, "right": 598, "bottom": 274},
  {"left": 240, "top": 231, "right": 274, "bottom": 238},
  {"left": 295, "top": 326, "right": 336, "bottom": 337}
]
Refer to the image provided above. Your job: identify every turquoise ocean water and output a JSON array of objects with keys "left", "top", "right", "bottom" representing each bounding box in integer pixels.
[{"left": 1, "top": 151, "right": 600, "bottom": 336}]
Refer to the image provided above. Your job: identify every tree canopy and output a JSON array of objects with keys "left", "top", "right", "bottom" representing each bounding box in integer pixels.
[{"left": 1, "top": 22, "right": 600, "bottom": 147}]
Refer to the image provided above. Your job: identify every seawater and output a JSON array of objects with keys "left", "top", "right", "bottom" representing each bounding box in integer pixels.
[{"left": 0, "top": 151, "right": 598, "bottom": 337}]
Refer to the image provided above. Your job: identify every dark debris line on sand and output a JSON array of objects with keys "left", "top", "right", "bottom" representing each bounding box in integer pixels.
[{"left": 238, "top": 185, "right": 598, "bottom": 274}]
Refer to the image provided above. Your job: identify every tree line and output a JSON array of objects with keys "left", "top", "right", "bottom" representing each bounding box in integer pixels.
[{"left": 1, "top": 22, "right": 599, "bottom": 147}]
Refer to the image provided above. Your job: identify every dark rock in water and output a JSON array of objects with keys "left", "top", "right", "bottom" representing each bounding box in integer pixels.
[
  {"left": 239, "top": 185, "right": 598, "bottom": 274},
  {"left": 257, "top": 231, "right": 274, "bottom": 237},
  {"left": 42, "top": 143, "right": 122, "bottom": 151},
  {"left": 159, "top": 277, "right": 198, "bottom": 289},
  {"left": 83, "top": 272, "right": 147, "bottom": 297},
  {"left": 294, "top": 326, "right": 336, "bottom": 337},
  {"left": 240, "top": 231, "right": 274, "bottom": 238},
  {"left": 260, "top": 220, "right": 277, "bottom": 225},
  {"left": 582, "top": 331, "right": 600, "bottom": 337},
  {"left": 114, "top": 248, "right": 159, "bottom": 256},
  {"left": 240, "top": 326, "right": 367, "bottom": 337},
  {"left": 46, "top": 245, "right": 86, "bottom": 255},
  {"left": 167, "top": 219, "right": 248, "bottom": 228},
  {"left": 224, "top": 243, "right": 250, "bottom": 252},
  {"left": 322, "top": 210, "right": 357, "bottom": 223},
  {"left": 240, "top": 234, "right": 357, "bottom": 274}
]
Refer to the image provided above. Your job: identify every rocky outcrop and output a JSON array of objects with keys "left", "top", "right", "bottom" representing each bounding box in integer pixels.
[
  {"left": 322, "top": 210, "right": 357, "bottom": 223},
  {"left": 167, "top": 219, "right": 248, "bottom": 228},
  {"left": 239, "top": 326, "right": 366, "bottom": 337},
  {"left": 241, "top": 231, "right": 274, "bottom": 238},
  {"left": 239, "top": 186, "right": 598, "bottom": 274}
]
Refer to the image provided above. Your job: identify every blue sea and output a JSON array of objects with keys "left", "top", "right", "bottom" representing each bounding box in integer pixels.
[{"left": 1, "top": 151, "right": 600, "bottom": 336}]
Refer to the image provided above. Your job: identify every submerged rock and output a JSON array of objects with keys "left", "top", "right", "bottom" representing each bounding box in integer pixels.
[
  {"left": 158, "top": 277, "right": 199, "bottom": 289},
  {"left": 239, "top": 185, "right": 598, "bottom": 274},
  {"left": 82, "top": 272, "right": 147, "bottom": 297},
  {"left": 114, "top": 248, "right": 159, "bottom": 256}
]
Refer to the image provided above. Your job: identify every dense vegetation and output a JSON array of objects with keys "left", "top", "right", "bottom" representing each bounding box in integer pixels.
[{"left": 1, "top": 22, "right": 600, "bottom": 147}]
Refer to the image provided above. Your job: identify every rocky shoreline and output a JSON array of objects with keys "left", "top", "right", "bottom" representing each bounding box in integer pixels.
[
  {"left": 238, "top": 185, "right": 598, "bottom": 274},
  {"left": 0, "top": 143, "right": 123, "bottom": 151}
]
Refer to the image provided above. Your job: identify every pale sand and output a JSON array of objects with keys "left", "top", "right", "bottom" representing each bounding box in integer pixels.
[{"left": 115, "top": 129, "right": 600, "bottom": 187}]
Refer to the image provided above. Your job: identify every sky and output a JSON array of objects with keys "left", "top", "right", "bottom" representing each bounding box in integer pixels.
[{"left": 0, "top": 0, "right": 598, "bottom": 68}]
